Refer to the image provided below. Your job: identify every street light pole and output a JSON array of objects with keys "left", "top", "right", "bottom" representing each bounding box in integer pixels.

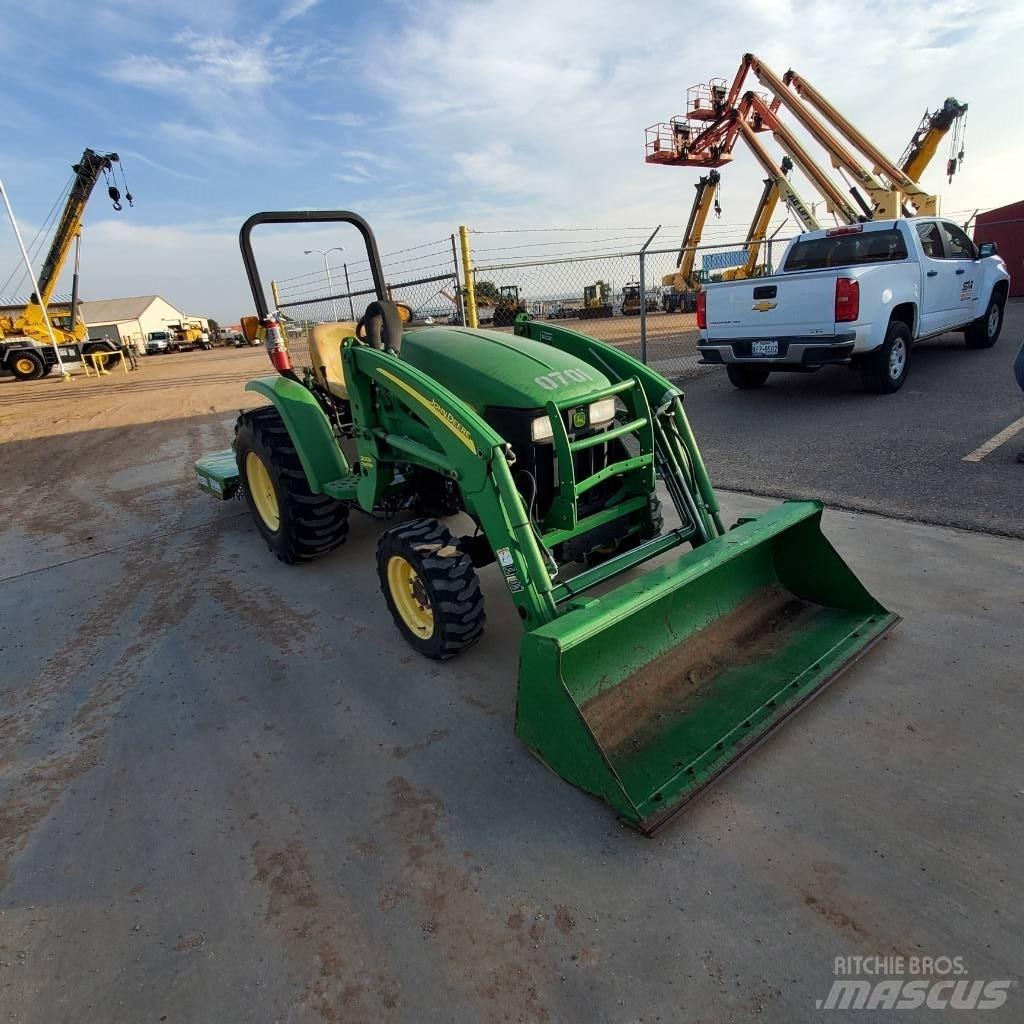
[
  {"left": 343, "top": 263, "right": 355, "bottom": 320},
  {"left": 304, "top": 246, "right": 345, "bottom": 321}
]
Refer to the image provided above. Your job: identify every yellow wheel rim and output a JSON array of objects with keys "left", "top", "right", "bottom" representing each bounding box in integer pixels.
[
  {"left": 387, "top": 555, "right": 434, "bottom": 639},
  {"left": 245, "top": 451, "right": 280, "bottom": 531},
  {"left": 15, "top": 358, "right": 36, "bottom": 375}
]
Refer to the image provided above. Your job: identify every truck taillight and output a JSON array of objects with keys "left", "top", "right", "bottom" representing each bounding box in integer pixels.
[
  {"left": 696, "top": 289, "right": 707, "bottom": 329},
  {"left": 835, "top": 278, "right": 859, "bottom": 322}
]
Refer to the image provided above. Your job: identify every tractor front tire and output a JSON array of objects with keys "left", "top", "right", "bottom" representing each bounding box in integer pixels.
[
  {"left": 234, "top": 406, "right": 349, "bottom": 563},
  {"left": 377, "top": 518, "right": 485, "bottom": 660}
]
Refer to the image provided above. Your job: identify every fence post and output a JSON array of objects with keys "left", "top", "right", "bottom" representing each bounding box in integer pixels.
[
  {"left": 448, "top": 234, "right": 464, "bottom": 323},
  {"left": 271, "top": 279, "right": 282, "bottom": 311},
  {"left": 458, "top": 226, "right": 478, "bottom": 328},
  {"left": 638, "top": 224, "right": 661, "bottom": 365}
]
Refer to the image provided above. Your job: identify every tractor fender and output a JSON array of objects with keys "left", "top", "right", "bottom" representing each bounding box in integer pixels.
[{"left": 244, "top": 376, "right": 349, "bottom": 493}]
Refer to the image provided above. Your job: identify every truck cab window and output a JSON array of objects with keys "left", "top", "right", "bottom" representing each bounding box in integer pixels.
[
  {"left": 916, "top": 222, "right": 943, "bottom": 259},
  {"left": 939, "top": 221, "right": 977, "bottom": 260}
]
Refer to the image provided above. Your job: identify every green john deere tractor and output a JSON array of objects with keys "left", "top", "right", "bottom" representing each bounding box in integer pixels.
[{"left": 195, "top": 210, "right": 898, "bottom": 834}]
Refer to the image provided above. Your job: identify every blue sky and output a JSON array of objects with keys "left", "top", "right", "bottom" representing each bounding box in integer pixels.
[{"left": 1, "top": 0, "right": 1020, "bottom": 321}]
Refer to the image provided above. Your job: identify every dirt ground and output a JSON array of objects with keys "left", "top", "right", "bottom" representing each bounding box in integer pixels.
[
  {"left": 0, "top": 346, "right": 270, "bottom": 443},
  {"left": 2, "top": 347, "right": 1022, "bottom": 1022}
]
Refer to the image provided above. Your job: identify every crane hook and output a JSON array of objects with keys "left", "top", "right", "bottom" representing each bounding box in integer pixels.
[{"left": 108, "top": 185, "right": 123, "bottom": 212}]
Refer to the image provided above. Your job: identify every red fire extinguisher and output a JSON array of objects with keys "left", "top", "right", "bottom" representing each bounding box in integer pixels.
[{"left": 263, "top": 311, "right": 292, "bottom": 373}]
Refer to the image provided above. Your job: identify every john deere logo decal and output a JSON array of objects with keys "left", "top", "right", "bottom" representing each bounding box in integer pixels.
[
  {"left": 752, "top": 299, "right": 777, "bottom": 312},
  {"left": 572, "top": 409, "right": 587, "bottom": 429}
]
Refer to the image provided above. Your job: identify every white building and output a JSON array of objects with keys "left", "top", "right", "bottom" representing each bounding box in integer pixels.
[{"left": 79, "top": 295, "right": 207, "bottom": 353}]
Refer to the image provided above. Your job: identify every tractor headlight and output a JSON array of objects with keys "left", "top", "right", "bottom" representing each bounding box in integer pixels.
[
  {"left": 530, "top": 415, "right": 554, "bottom": 443},
  {"left": 588, "top": 398, "right": 617, "bottom": 428}
]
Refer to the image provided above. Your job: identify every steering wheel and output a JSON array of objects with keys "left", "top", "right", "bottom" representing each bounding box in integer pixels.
[{"left": 356, "top": 300, "right": 404, "bottom": 352}]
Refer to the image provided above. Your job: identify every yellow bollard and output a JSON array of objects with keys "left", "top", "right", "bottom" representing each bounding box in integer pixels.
[{"left": 458, "top": 226, "right": 478, "bottom": 329}]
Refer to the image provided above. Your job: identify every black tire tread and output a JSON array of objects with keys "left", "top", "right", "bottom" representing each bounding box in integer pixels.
[
  {"left": 234, "top": 406, "right": 349, "bottom": 563},
  {"left": 377, "top": 518, "right": 485, "bottom": 660},
  {"left": 861, "top": 321, "right": 910, "bottom": 394},
  {"left": 965, "top": 294, "right": 1004, "bottom": 349}
]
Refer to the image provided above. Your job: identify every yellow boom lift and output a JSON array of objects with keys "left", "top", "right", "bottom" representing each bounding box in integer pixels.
[
  {"left": 661, "top": 170, "right": 721, "bottom": 313},
  {"left": 648, "top": 61, "right": 967, "bottom": 288},
  {"left": 0, "top": 148, "right": 131, "bottom": 380}
]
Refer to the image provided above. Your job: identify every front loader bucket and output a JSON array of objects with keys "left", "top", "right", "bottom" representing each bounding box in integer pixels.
[{"left": 516, "top": 500, "right": 899, "bottom": 834}]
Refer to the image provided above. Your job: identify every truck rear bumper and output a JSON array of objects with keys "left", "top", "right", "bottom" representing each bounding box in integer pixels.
[{"left": 698, "top": 332, "right": 856, "bottom": 368}]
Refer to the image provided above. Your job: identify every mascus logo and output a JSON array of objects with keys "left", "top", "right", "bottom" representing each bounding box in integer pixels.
[{"left": 752, "top": 299, "right": 777, "bottom": 312}]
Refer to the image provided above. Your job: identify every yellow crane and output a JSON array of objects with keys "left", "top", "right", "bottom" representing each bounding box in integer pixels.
[
  {"left": 1, "top": 148, "right": 129, "bottom": 379},
  {"left": 900, "top": 97, "right": 968, "bottom": 182}
]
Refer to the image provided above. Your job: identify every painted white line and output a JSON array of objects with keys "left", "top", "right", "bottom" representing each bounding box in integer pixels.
[{"left": 962, "top": 415, "right": 1024, "bottom": 462}]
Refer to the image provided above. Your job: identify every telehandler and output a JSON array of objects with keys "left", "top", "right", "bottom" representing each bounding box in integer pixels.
[{"left": 196, "top": 211, "right": 898, "bottom": 833}]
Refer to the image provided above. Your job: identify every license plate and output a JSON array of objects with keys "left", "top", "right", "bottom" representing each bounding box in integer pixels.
[{"left": 751, "top": 339, "right": 779, "bottom": 356}]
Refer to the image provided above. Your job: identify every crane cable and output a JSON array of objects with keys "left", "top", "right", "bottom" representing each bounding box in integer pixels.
[
  {"left": 947, "top": 110, "right": 967, "bottom": 183},
  {"left": 0, "top": 172, "right": 75, "bottom": 300}
]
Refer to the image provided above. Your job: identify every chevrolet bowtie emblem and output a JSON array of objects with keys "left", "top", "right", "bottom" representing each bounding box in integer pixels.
[{"left": 752, "top": 299, "right": 777, "bottom": 312}]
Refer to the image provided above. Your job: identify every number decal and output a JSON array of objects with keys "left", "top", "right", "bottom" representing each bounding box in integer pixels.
[{"left": 535, "top": 367, "right": 594, "bottom": 390}]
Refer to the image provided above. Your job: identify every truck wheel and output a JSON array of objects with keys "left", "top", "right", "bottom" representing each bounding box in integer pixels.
[
  {"left": 10, "top": 351, "right": 45, "bottom": 380},
  {"left": 726, "top": 365, "right": 770, "bottom": 389},
  {"left": 965, "top": 294, "right": 1004, "bottom": 349},
  {"left": 377, "top": 518, "right": 485, "bottom": 660},
  {"left": 861, "top": 321, "right": 910, "bottom": 393},
  {"left": 234, "top": 406, "right": 349, "bottom": 563}
]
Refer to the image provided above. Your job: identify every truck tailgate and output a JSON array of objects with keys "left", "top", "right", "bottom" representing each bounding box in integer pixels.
[{"left": 706, "top": 273, "right": 837, "bottom": 340}]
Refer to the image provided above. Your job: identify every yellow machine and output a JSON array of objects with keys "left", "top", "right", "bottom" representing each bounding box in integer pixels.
[
  {"left": 662, "top": 170, "right": 721, "bottom": 313},
  {"left": 900, "top": 97, "right": 968, "bottom": 182},
  {"left": 579, "top": 280, "right": 613, "bottom": 319},
  {"left": 721, "top": 99, "right": 967, "bottom": 283},
  {"left": 0, "top": 148, "right": 130, "bottom": 380},
  {"left": 648, "top": 60, "right": 968, "bottom": 294}
]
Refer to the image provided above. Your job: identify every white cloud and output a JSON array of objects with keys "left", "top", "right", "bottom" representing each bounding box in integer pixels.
[
  {"left": 365, "top": 0, "right": 1024, "bottom": 232},
  {"left": 310, "top": 112, "right": 366, "bottom": 127},
  {"left": 108, "top": 32, "right": 282, "bottom": 93},
  {"left": 276, "top": 0, "right": 321, "bottom": 24}
]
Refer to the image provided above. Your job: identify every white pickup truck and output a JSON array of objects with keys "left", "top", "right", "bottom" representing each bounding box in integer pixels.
[{"left": 697, "top": 218, "right": 1010, "bottom": 393}]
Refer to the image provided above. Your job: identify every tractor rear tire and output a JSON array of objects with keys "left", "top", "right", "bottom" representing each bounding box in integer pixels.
[
  {"left": 10, "top": 351, "right": 46, "bottom": 380},
  {"left": 234, "top": 406, "right": 349, "bottom": 564},
  {"left": 377, "top": 518, "right": 485, "bottom": 660}
]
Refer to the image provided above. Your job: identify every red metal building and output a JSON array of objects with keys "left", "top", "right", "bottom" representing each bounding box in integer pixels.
[{"left": 973, "top": 200, "right": 1024, "bottom": 297}]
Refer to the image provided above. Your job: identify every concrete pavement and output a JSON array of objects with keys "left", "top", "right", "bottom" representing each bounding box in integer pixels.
[{"left": 2, "top": 462, "right": 1021, "bottom": 1021}]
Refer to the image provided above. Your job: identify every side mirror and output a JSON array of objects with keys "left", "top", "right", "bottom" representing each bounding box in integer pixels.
[{"left": 977, "top": 241, "right": 998, "bottom": 258}]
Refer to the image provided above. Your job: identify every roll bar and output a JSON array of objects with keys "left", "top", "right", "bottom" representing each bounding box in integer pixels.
[{"left": 238, "top": 210, "right": 388, "bottom": 320}]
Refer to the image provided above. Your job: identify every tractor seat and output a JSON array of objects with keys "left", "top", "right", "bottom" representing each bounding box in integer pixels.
[{"left": 308, "top": 321, "right": 358, "bottom": 399}]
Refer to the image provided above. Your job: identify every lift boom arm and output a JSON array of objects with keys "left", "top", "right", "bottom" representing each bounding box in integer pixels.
[{"left": 666, "top": 170, "right": 721, "bottom": 290}]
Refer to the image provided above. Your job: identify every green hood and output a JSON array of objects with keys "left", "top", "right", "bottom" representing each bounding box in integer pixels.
[{"left": 400, "top": 327, "right": 612, "bottom": 412}]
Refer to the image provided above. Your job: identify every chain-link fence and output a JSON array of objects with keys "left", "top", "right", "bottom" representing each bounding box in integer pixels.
[
  {"left": 270, "top": 237, "right": 463, "bottom": 375},
  {"left": 260, "top": 223, "right": 793, "bottom": 384},
  {"left": 470, "top": 231, "right": 792, "bottom": 380}
]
